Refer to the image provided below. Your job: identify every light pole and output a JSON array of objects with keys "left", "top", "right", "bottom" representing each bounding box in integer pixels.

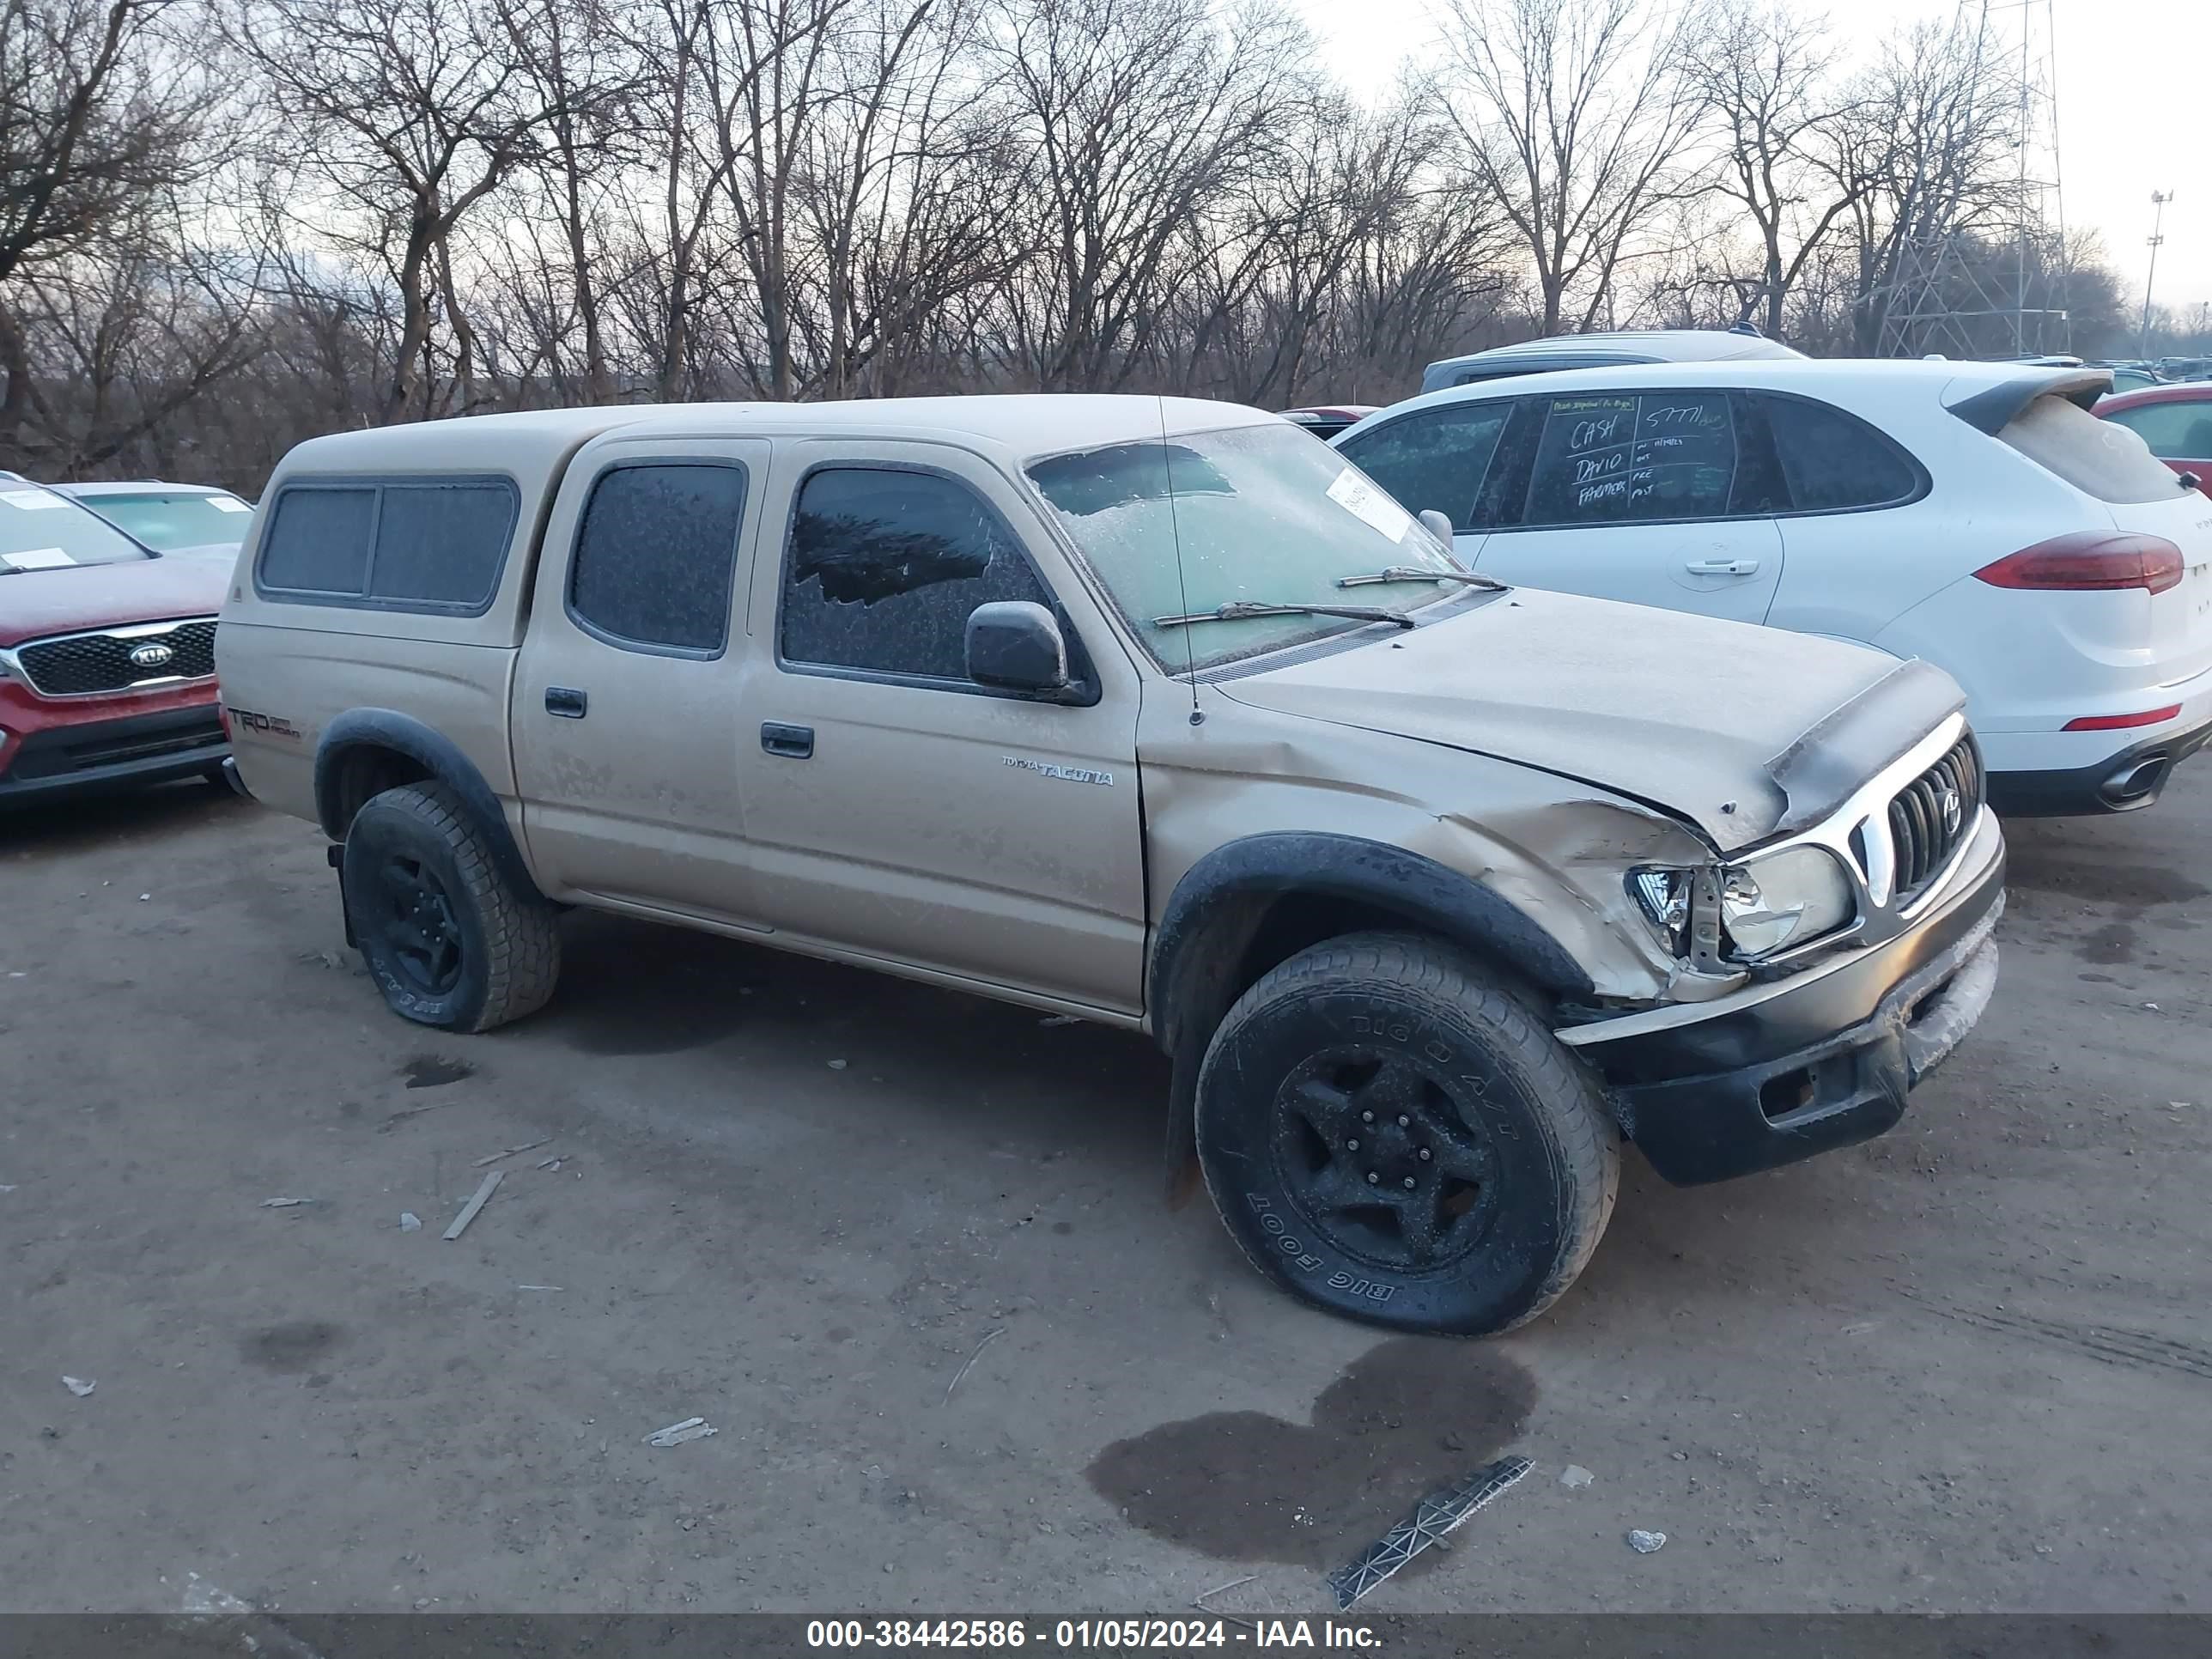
[{"left": 2140, "top": 191, "right": 2173, "bottom": 359}]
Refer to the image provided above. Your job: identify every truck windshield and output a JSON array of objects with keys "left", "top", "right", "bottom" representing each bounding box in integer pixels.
[
  {"left": 1024, "top": 423, "right": 1465, "bottom": 672},
  {"left": 0, "top": 487, "right": 155, "bottom": 572}
]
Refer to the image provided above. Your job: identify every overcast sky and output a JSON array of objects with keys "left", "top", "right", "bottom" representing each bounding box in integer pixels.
[{"left": 1293, "top": 0, "right": 2212, "bottom": 327}]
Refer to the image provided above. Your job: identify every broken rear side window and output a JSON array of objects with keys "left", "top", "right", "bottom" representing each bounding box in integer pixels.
[{"left": 781, "top": 466, "right": 1051, "bottom": 683}]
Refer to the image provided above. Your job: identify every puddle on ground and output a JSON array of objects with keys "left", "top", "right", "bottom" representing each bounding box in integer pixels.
[
  {"left": 2005, "top": 857, "right": 2206, "bottom": 908},
  {"left": 401, "top": 1054, "right": 473, "bottom": 1089},
  {"left": 1085, "top": 1337, "right": 1535, "bottom": 1571},
  {"left": 242, "top": 1320, "right": 342, "bottom": 1373}
]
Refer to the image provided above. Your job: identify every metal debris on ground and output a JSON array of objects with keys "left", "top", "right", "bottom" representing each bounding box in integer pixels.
[
  {"left": 1038, "top": 1014, "right": 1079, "bottom": 1027},
  {"left": 1191, "top": 1573, "right": 1258, "bottom": 1613},
  {"left": 1627, "top": 1528, "right": 1668, "bottom": 1553},
  {"left": 828, "top": 1059, "right": 848, "bottom": 1070},
  {"left": 398, "top": 1212, "right": 422, "bottom": 1232},
  {"left": 537, "top": 1157, "right": 564, "bottom": 1171},
  {"left": 472, "top": 1137, "right": 553, "bottom": 1168},
  {"left": 943, "top": 1326, "right": 1006, "bottom": 1402},
  {"left": 646, "top": 1417, "right": 718, "bottom": 1447},
  {"left": 260, "top": 1197, "right": 309, "bottom": 1209},
  {"left": 63, "top": 1376, "right": 95, "bottom": 1397},
  {"left": 516, "top": 1285, "right": 562, "bottom": 1291},
  {"left": 1559, "top": 1465, "right": 1594, "bottom": 1488},
  {"left": 442, "top": 1171, "right": 503, "bottom": 1240},
  {"left": 1326, "top": 1455, "right": 1532, "bottom": 1610}
]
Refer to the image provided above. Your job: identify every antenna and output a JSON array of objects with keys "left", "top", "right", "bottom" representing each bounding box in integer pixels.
[{"left": 1158, "top": 396, "right": 1201, "bottom": 725}]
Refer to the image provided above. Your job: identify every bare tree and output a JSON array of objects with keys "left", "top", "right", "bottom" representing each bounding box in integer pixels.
[
  {"left": 1683, "top": 0, "right": 1863, "bottom": 337},
  {"left": 230, "top": 0, "right": 572, "bottom": 420},
  {"left": 1433, "top": 0, "right": 1705, "bottom": 335},
  {"left": 0, "top": 0, "right": 215, "bottom": 455}
]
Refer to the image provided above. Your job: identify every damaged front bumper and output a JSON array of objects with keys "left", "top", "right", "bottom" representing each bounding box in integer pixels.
[{"left": 1559, "top": 810, "right": 2004, "bottom": 1185}]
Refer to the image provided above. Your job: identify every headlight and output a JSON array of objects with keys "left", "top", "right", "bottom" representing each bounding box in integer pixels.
[
  {"left": 1719, "top": 846, "right": 1854, "bottom": 958},
  {"left": 1628, "top": 866, "right": 1692, "bottom": 954}
]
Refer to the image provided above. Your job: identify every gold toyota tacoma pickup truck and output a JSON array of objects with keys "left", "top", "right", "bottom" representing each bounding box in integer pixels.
[{"left": 216, "top": 396, "right": 2002, "bottom": 1334}]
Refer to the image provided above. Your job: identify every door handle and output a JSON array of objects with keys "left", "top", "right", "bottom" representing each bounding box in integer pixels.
[
  {"left": 1684, "top": 558, "right": 1759, "bottom": 576},
  {"left": 544, "top": 686, "right": 588, "bottom": 719},
  {"left": 761, "top": 722, "right": 814, "bottom": 759}
]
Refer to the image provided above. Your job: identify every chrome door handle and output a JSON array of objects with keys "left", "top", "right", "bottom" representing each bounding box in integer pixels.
[{"left": 1685, "top": 558, "right": 1759, "bottom": 576}]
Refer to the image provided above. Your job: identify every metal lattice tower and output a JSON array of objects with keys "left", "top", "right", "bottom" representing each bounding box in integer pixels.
[{"left": 1875, "top": 0, "right": 2068, "bottom": 359}]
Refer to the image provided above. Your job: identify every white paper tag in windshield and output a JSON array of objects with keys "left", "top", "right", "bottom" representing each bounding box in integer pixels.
[
  {"left": 1, "top": 489, "right": 69, "bottom": 511},
  {"left": 210, "top": 497, "right": 252, "bottom": 514},
  {"left": 2, "top": 547, "right": 75, "bottom": 569},
  {"left": 1326, "top": 468, "right": 1412, "bottom": 543}
]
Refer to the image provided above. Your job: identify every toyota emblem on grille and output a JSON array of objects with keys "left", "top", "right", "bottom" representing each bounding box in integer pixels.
[
  {"left": 128, "top": 641, "right": 175, "bottom": 670},
  {"left": 1935, "top": 784, "right": 1962, "bottom": 835}
]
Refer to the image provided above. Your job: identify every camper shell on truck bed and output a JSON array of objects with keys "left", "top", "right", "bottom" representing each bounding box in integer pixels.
[{"left": 218, "top": 395, "right": 2003, "bottom": 1336}]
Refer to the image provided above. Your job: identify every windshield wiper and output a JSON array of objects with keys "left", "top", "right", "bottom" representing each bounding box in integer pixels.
[
  {"left": 1151, "top": 599, "right": 1416, "bottom": 629},
  {"left": 1336, "top": 566, "right": 1507, "bottom": 592}
]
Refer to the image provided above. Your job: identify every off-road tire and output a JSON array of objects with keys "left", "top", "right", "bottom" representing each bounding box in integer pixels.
[
  {"left": 1194, "top": 931, "right": 1618, "bottom": 1335},
  {"left": 341, "top": 781, "right": 561, "bottom": 1033}
]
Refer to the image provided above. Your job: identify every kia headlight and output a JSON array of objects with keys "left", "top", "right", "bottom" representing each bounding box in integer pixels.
[{"left": 1631, "top": 847, "right": 1856, "bottom": 962}]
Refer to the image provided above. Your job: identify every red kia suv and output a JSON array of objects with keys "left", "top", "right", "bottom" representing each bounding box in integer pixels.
[{"left": 0, "top": 476, "right": 232, "bottom": 806}]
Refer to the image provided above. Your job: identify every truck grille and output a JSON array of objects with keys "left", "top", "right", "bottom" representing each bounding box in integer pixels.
[
  {"left": 13, "top": 618, "right": 217, "bottom": 696},
  {"left": 1888, "top": 736, "right": 1981, "bottom": 902}
]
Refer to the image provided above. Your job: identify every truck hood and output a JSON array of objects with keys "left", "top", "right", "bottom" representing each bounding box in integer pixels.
[
  {"left": 1217, "top": 587, "right": 1964, "bottom": 854},
  {"left": 0, "top": 555, "right": 230, "bottom": 648}
]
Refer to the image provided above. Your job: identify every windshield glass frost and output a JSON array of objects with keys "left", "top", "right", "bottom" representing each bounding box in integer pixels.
[
  {"left": 0, "top": 488, "right": 153, "bottom": 571},
  {"left": 1024, "top": 422, "right": 1463, "bottom": 672}
]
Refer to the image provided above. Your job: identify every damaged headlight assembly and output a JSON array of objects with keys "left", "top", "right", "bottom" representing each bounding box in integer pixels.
[{"left": 1630, "top": 845, "right": 1856, "bottom": 964}]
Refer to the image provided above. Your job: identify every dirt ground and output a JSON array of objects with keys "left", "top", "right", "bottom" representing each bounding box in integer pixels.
[{"left": 3, "top": 767, "right": 2209, "bottom": 1618}]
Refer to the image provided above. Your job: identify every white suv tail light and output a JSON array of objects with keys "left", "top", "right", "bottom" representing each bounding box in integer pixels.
[{"left": 1972, "top": 532, "right": 2185, "bottom": 595}]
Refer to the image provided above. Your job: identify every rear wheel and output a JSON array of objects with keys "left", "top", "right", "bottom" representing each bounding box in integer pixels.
[
  {"left": 341, "top": 782, "right": 560, "bottom": 1032},
  {"left": 1194, "top": 932, "right": 1618, "bottom": 1335}
]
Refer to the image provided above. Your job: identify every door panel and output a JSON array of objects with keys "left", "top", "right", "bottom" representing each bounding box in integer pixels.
[
  {"left": 1474, "top": 518, "right": 1783, "bottom": 623},
  {"left": 511, "top": 437, "right": 772, "bottom": 923},
  {"left": 733, "top": 441, "right": 1146, "bottom": 1012}
]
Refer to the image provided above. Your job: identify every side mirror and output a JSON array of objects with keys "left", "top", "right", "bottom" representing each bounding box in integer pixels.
[
  {"left": 1417, "top": 508, "right": 1455, "bottom": 550},
  {"left": 966, "top": 600, "right": 1069, "bottom": 694}
]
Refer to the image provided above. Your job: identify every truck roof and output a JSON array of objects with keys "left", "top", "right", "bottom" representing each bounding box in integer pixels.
[{"left": 273, "top": 395, "right": 1279, "bottom": 485}]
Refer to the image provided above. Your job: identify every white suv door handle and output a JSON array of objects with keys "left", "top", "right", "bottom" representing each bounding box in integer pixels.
[{"left": 1685, "top": 558, "right": 1759, "bottom": 576}]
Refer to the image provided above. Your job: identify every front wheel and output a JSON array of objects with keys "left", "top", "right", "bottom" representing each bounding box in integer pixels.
[
  {"left": 1194, "top": 932, "right": 1618, "bottom": 1335},
  {"left": 341, "top": 781, "right": 561, "bottom": 1032}
]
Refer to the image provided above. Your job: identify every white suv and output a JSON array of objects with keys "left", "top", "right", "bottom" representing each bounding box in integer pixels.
[{"left": 1334, "top": 360, "right": 2212, "bottom": 815}]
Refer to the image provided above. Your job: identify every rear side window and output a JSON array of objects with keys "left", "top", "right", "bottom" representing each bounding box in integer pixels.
[
  {"left": 1998, "top": 396, "right": 2185, "bottom": 505},
  {"left": 1758, "top": 395, "right": 1924, "bottom": 511},
  {"left": 1524, "top": 392, "right": 1737, "bottom": 526},
  {"left": 258, "top": 479, "right": 516, "bottom": 611},
  {"left": 2101, "top": 399, "right": 2212, "bottom": 460},
  {"left": 568, "top": 462, "right": 749, "bottom": 653},
  {"left": 259, "top": 487, "right": 375, "bottom": 594},
  {"left": 370, "top": 483, "right": 515, "bottom": 607},
  {"left": 781, "top": 466, "right": 1049, "bottom": 683},
  {"left": 1336, "top": 405, "right": 1510, "bottom": 532}
]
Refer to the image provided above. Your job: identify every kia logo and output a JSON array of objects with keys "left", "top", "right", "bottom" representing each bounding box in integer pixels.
[{"left": 128, "top": 641, "right": 175, "bottom": 670}]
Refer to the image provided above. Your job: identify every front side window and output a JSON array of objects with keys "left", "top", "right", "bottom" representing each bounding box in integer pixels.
[
  {"left": 781, "top": 467, "right": 1049, "bottom": 682},
  {"left": 569, "top": 463, "right": 748, "bottom": 652},
  {"left": 1759, "top": 395, "right": 1923, "bottom": 511},
  {"left": 1523, "top": 392, "right": 1738, "bottom": 526},
  {"left": 1026, "top": 422, "right": 1463, "bottom": 673},
  {"left": 1336, "top": 404, "right": 1510, "bottom": 532},
  {"left": 2101, "top": 399, "right": 2212, "bottom": 460}
]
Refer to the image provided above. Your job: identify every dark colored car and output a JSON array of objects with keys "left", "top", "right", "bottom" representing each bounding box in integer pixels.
[
  {"left": 1279, "top": 405, "right": 1382, "bottom": 441},
  {"left": 0, "top": 477, "right": 231, "bottom": 806},
  {"left": 54, "top": 480, "right": 255, "bottom": 553},
  {"left": 2098, "top": 382, "right": 2212, "bottom": 486}
]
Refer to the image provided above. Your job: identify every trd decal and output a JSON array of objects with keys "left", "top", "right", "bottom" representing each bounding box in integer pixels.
[{"left": 226, "top": 706, "right": 302, "bottom": 741}]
